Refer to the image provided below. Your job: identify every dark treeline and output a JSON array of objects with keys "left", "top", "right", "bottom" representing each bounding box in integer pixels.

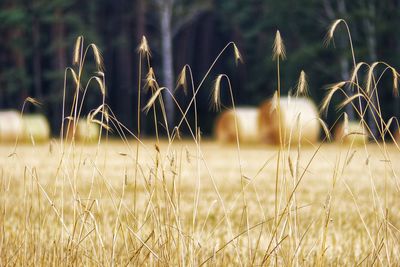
[{"left": 1, "top": 0, "right": 400, "bottom": 136}]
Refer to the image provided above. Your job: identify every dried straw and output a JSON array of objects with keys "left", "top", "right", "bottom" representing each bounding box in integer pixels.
[
  {"left": 258, "top": 96, "right": 320, "bottom": 145},
  {"left": 215, "top": 107, "right": 260, "bottom": 144}
]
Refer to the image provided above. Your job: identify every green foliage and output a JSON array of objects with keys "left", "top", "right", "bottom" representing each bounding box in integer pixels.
[{"left": 0, "top": 0, "right": 399, "bottom": 133}]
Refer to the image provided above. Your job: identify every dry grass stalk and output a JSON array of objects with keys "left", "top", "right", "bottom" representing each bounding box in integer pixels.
[
  {"left": 4, "top": 30, "right": 400, "bottom": 266},
  {"left": 334, "top": 114, "right": 369, "bottom": 144}
]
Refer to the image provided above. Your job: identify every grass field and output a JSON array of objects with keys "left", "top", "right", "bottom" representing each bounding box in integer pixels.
[
  {"left": 2, "top": 23, "right": 400, "bottom": 266},
  {"left": 1, "top": 139, "right": 399, "bottom": 265}
]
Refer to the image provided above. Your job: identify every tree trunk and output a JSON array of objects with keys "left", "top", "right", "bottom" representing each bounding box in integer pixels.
[
  {"left": 364, "top": 2, "right": 379, "bottom": 139},
  {"left": 136, "top": 0, "right": 147, "bottom": 134},
  {"left": 322, "top": 0, "right": 355, "bottom": 120},
  {"left": 159, "top": 0, "right": 175, "bottom": 129},
  {"left": 337, "top": 0, "right": 356, "bottom": 121},
  {"left": 52, "top": 8, "right": 67, "bottom": 134},
  {"left": 11, "top": 29, "right": 28, "bottom": 107},
  {"left": 114, "top": 0, "right": 134, "bottom": 131},
  {"left": 32, "top": 15, "right": 42, "bottom": 100}
]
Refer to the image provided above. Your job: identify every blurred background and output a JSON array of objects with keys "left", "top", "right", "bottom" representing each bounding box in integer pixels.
[{"left": 0, "top": 0, "right": 399, "bottom": 137}]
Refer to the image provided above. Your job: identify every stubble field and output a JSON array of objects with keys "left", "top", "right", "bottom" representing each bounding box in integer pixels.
[{"left": 1, "top": 139, "right": 399, "bottom": 266}]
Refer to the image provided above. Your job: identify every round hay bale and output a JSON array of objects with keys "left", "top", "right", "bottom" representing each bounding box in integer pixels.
[
  {"left": 76, "top": 119, "right": 100, "bottom": 142},
  {"left": 64, "top": 118, "right": 100, "bottom": 142},
  {"left": 21, "top": 114, "right": 50, "bottom": 143},
  {"left": 215, "top": 107, "right": 259, "bottom": 143},
  {"left": 0, "top": 110, "right": 23, "bottom": 143},
  {"left": 258, "top": 97, "right": 320, "bottom": 145},
  {"left": 334, "top": 121, "right": 368, "bottom": 145},
  {"left": 394, "top": 129, "right": 400, "bottom": 143}
]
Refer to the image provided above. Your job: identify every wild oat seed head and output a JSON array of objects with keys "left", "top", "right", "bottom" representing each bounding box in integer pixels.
[
  {"left": 366, "top": 62, "right": 379, "bottom": 94},
  {"left": 146, "top": 67, "right": 158, "bottom": 91},
  {"left": 73, "top": 36, "right": 83, "bottom": 65},
  {"left": 392, "top": 67, "right": 398, "bottom": 97},
  {"left": 273, "top": 30, "right": 286, "bottom": 60},
  {"left": 143, "top": 87, "right": 164, "bottom": 113},
  {"left": 327, "top": 19, "right": 343, "bottom": 42},
  {"left": 338, "top": 93, "right": 363, "bottom": 111},
  {"left": 296, "top": 70, "right": 308, "bottom": 96},
  {"left": 233, "top": 43, "right": 243, "bottom": 65},
  {"left": 350, "top": 62, "right": 366, "bottom": 85},
  {"left": 324, "top": 19, "right": 346, "bottom": 46},
  {"left": 318, "top": 118, "right": 331, "bottom": 141},
  {"left": 320, "top": 82, "right": 345, "bottom": 114},
  {"left": 88, "top": 105, "right": 111, "bottom": 131},
  {"left": 212, "top": 75, "right": 223, "bottom": 111},
  {"left": 94, "top": 76, "right": 106, "bottom": 96},
  {"left": 104, "top": 107, "right": 110, "bottom": 123},
  {"left": 174, "top": 126, "right": 181, "bottom": 140},
  {"left": 177, "top": 66, "right": 188, "bottom": 94},
  {"left": 25, "top": 97, "right": 42, "bottom": 107},
  {"left": 138, "top": 36, "right": 151, "bottom": 56},
  {"left": 91, "top": 44, "right": 104, "bottom": 71}
]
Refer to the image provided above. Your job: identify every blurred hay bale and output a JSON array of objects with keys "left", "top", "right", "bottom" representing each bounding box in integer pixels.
[
  {"left": 394, "top": 129, "right": 400, "bottom": 143},
  {"left": 258, "top": 96, "right": 320, "bottom": 145},
  {"left": 0, "top": 110, "right": 23, "bottom": 143},
  {"left": 65, "top": 118, "right": 100, "bottom": 142},
  {"left": 334, "top": 121, "right": 368, "bottom": 145},
  {"left": 21, "top": 114, "right": 50, "bottom": 143},
  {"left": 215, "top": 107, "right": 259, "bottom": 143},
  {"left": 76, "top": 119, "right": 100, "bottom": 142}
]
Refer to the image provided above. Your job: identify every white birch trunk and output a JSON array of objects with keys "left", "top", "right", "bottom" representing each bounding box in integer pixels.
[{"left": 159, "top": 0, "right": 175, "bottom": 128}]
